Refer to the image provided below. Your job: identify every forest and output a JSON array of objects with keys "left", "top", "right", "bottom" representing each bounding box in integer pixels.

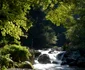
[{"left": 0, "top": 0, "right": 85, "bottom": 70}]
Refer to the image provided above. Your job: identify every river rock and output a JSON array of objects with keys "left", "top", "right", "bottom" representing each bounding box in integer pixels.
[
  {"left": 52, "top": 61, "right": 59, "bottom": 64},
  {"left": 62, "top": 51, "right": 81, "bottom": 66},
  {"left": 61, "top": 60, "right": 67, "bottom": 65},
  {"left": 38, "top": 54, "right": 51, "bottom": 64},
  {"left": 77, "top": 57, "right": 85, "bottom": 67}
]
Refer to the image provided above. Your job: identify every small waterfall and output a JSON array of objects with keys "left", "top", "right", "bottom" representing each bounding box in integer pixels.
[
  {"left": 8, "top": 48, "right": 85, "bottom": 70},
  {"left": 33, "top": 48, "right": 67, "bottom": 70},
  {"left": 37, "top": 49, "right": 65, "bottom": 64}
]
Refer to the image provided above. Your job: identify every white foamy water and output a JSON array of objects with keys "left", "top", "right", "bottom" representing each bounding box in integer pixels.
[
  {"left": 33, "top": 49, "right": 85, "bottom": 70},
  {"left": 33, "top": 49, "right": 67, "bottom": 70},
  {"left": 8, "top": 49, "right": 85, "bottom": 70}
]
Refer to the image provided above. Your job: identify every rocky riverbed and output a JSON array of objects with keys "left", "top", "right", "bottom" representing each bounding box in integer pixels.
[
  {"left": 33, "top": 48, "right": 85, "bottom": 70},
  {"left": 8, "top": 48, "right": 85, "bottom": 70}
]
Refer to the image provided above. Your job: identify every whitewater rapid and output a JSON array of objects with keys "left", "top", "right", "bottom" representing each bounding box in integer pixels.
[
  {"left": 33, "top": 49, "right": 85, "bottom": 70},
  {"left": 33, "top": 49, "right": 68, "bottom": 70}
]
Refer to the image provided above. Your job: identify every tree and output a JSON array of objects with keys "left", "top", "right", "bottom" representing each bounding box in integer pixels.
[
  {"left": 41, "top": 26, "right": 57, "bottom": 48},
  {"left": 45, "top": 2, "right": 75, "bottom": 26},
  {"left": 1, "top": 0, "right": 84, "bottom": 49},
  {"left": 23, "top": 24, "right": 57, "bottom": 49},
  {"left": 0, "top": 0, "right": 59, "bottom": 46},
  {"left": 0, "top": 0, "right": 33, "bottom": 45},
  {"left": 64, "top": 0, "right": 85, "bottom": 51},
  {"left": 21, "top": 0, "right": 74, "bottom": 49},
  {"left": 21, "top": 6, "right": 59, "bottom": 49}
]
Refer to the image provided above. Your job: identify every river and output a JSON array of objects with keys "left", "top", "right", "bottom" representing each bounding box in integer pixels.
[
  {"left": 33, "top": 49, "right": 85, "bottom": 70},
  {"left": 8, "top": 48, "right": 85, "bottom": 70}
]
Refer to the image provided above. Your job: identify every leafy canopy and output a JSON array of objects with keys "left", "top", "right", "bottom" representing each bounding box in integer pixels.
[
  {"left": 0, "top": 0, "right": 84, "bottom": 47},
  {"left": 0, "top": 0, "right": 32, "bottom": 40},
  {"left": 46, "top": 2, "right": 75, "bottom": 26}
]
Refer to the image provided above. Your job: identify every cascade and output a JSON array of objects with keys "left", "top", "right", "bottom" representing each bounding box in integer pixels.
[{"left": 33, "top": 49, "right": 68, "bottom": 70}]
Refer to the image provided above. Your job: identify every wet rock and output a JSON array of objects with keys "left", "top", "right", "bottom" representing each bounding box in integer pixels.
[
  {"left": 48, "top": 50, "right": 54, "bottom": 53},
  {"left": 66, "top": 57, "right": 77, "bottom": 66},
  {"left": 52, "top": 61, "right": 59, "bottom": 64},
  {"left": 38, "top": 54, "right": 51, "bottom": 64},
  {"left": 62, "top": 51, "right": 81, "bottom": 66},
  {"left": 77, "top": 57, "right": 85, "bottom": 67},
  {"left": 61, "top": 60, "right": 67, "bottom": 65}
]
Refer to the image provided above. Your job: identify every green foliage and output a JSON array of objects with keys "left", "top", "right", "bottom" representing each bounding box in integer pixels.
[
  {"left": 0, "top": 35, "right": 20, "bottom": 46},
  {"left": 18, "top": 61, "right": 34, "bottom": 69},
  {"left": 1, "top": 66, "right": 7, "bottom": 70},
  {"left": 0, "top": 0, "right": 76, "bottom": 46},
  {"left": 1, "top": 45, "right": 31, "bottom": 62},
  {"left": 42, "top": 26, "right": 57, "bottom": 47},
  {"left": 23, "top": 3, "right": 59, "bottom": 49},
  {"left": 30, "top": 0, "right": 58, "bottom": 10},
  {"left": 0, "top": 0, "right": 32, "bottom": 45},
  {"left": 26, "top": 24, "right": 57, "bottom": 49},
  {"left": 0, "top": 0, "right": 85, "bottom": 52},
  {"left": 65, "top": 0, "right": 85, "bottom": 51},
  {"left": 66, "top": 24, "right": 85, "bottom": 44},
  {"left": 0, "top": 44, "right": 32, "bottom": 69},
  {"left": 0, "top": 54, "right": 13, "bottom": 69},
  {"left": 0, "top": 0, "right": 59, "bottom": 45},
  {"left": 46, "top": 2, "right": 75, "bottom": 26}
]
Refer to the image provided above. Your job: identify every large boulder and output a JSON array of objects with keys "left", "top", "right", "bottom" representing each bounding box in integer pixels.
[
  {"left": 61, "top": 51, "right": 81, "bottom": 66},
  {"left": 38, "top": 54, "right": 51, "bottom": 64}
]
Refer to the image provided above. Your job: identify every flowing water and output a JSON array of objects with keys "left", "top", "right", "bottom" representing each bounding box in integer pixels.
[
  {"left": 33, "top": 49, "right": 85, "bottom": 70},
  {"left": 8, "top": 49, "right": 85, "bottom": 70}
]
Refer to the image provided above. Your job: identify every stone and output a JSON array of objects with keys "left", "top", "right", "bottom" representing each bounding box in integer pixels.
[
  {"left": 77, "top": 57, "right": 85, "bottom": 67},
  {"left": 61, "top": 60, "right": 67, "bottom": 65},
  {"left": 38, "top": 54, "right": 51, "bottom": 64},
  {"left": 62, "top": 51, "right": 81, "bottom": 66},
  {"left": 52, "top": 61, "right": 58, "bottom": 64}
]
